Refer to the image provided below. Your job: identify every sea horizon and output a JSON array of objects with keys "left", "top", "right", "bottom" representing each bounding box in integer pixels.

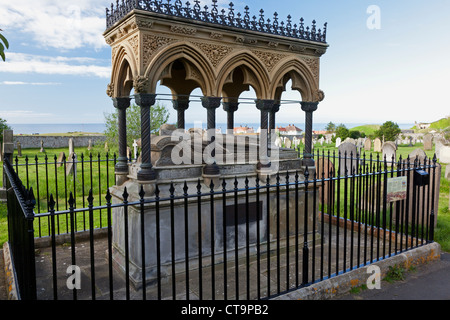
[{"left": 9, "top": 122, "right": 416, "bottom": 135}]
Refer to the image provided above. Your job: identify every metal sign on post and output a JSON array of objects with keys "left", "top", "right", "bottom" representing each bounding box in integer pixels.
[{"left": 386, "top": 176, "right": 408, "bottom": 202}]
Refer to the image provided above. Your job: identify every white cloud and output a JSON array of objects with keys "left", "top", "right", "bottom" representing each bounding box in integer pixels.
[
  {"left": 0, "top": 81, "right": 61, "bottom": 86},
  {"left": 0, "top": 0, "right": 111, "bottom": 50},
  {"left": 0, "top": 52, "right": 111, "bottom": 78}
]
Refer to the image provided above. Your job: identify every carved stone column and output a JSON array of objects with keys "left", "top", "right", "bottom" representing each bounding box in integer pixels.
[
  {"left": 172, "top": 98, "right": 190, "bottom": 129},
  {"left": 222, "top": 101, "right": 239, "bottom": 135},
  {"left": 269, "top": 103, "right": 280, "bottom": 133},
  {"left": 135, "top": 93, "right": 157, "bottom": 182},
  {"left": 113, "top": 97, "right": 131, "bottom": 185},
  {"left": 256, "top": 99, "right": 275, "bottom": 173},
  {"left": 301, "top": 101, "right": 319, "bottom": 166},
  {"left": 201, "top": 96, "right": 222, "bottom": 178}
]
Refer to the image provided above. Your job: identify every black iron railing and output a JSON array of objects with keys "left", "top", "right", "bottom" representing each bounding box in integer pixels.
[
  {"left": 3, "top": 149, "right": 439, "bottom": 300},
  {"left": 105, "top": 0, "right": 327, "bottom": 43},
  {"left": 3, "top": 157, "right": 37, "bottom": 300}
]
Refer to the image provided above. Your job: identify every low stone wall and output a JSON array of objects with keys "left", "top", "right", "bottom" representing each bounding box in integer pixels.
[{"left": 13, "top": 135, "right": 107, "bottom": 149}]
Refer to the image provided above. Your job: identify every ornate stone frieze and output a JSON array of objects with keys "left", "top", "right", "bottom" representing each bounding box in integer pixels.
[
  {"left": 300, "top": 56, "right": 320, "bottom": 82},
  {"left": 128, "top": 35, "right": 139, "bottom": 62},
  {"left": 191, "top": 42, "right": 233, "bottom": 68},
  {"left": 142, "top": 34, "right": 177, "bottom": 67},
  {"left": 135, "top": 19, "right": 153, "bottom": 29},
  {"left": 210, "top": 32, "right": 223, "bottom": 40},
  {"left": 251, "top": 50, "right": 287, "bottom": 72},
  {"left": 170, "top": 25, "right": 197, "bottom": 35},
  {"left": 235, "top": 36, "right": 258, "bottom": 45}
]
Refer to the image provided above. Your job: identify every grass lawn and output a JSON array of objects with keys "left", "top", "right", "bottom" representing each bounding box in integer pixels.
[{"left": 1, "top": 143, "right": 449, "bottom": 253}]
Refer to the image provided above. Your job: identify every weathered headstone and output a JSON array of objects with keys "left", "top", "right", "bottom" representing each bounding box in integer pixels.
[
  {"left": 57, "top": 152, "right": 65, "bottom": 168},
  {"left": 423, "top": 133, "right": 433, "bottom": 151},
  {"left": 2, "top": 130, "right": 14, "bottom": 162},
  {"left": 373, "top": 138, "right": 382, "bottom": 152},
  {"left": 104, "top": 142, "right": 109, "bottom": 152},
  {"left": 17, "top": 142, "right": 22, "bottom": 157},
  {"left": 445, "top": 165, "right": 450, "bottom": 180},
  {"left": 364, "top": 138, "right": 372, "bottom": 151},
  {"left": 87, "top": 139, "right": 92, "bottom": 151},
  {"left": 335, "top": 137, "right": 342, "bottom": 148},
  {"left": 338, "top": 142, "right": 358, "bottom": 175},
  {"left": 440, "top": 146, "right": 450, "bottom": 164},
  {"left": 382, "top": 141, "right": 397, "bottom": 164},
  {"left": 66, "top": 153, "right": 77, "bottom": 176},
  {"left": 40, "top": 140, "right": 45, "bottom": 153},
  {"left": 408, "top": 148, "right": 428, "bottom": 164},
  {"left": 435, "top": 137, "right": 446, "bottom": 159},
  {"left": 69, "top": 138, "right": 74, "bottom": 155},
  {"left": 285, "top": 139, "right": 291, "bottom": 149},
  {"left": 316, "top": 157, "right": 335, "bottom": 205}
]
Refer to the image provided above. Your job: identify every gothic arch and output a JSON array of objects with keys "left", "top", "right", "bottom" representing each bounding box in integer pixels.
[
  {"left": 110, "top": 44, "right": 138, "bottom": 98},
  {"left": 270, "top": 58, "right": 320, "bottom": 102},
  {"left": 143, "top": 42, "right": 215, "bottom": 96},
  {"left": 217, "top": 51, "right": 270, "bottom": 100}
]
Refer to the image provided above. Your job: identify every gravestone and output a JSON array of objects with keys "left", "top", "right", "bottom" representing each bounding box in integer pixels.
[
  {"left": 87, "top": 139, "right": 93, "bottom": 151},
  {"left": 69, "top": 138, "right": 74, "bottom": 155},
  {"left": 17, "top": 142, "right": 22, "bottom": 157},
  {"left": 40, "top": 140, "right": 45, "bottom": 153},
  {"left": 319, "top": 136, "right": 324, "bottom": 145},
  {"left": 66, "top": 153, "right": 77, "bottom": 176},
  {"left": 104, "top": 142, "right": 109, "bottom": 152},
  {"left": 285, "top": 139, "right": 291, "bottom": 149},
  {"left": 445, "top": 165, "right": 450, "bottom": 180},
  {"left": 344, "top": 137, "right": 356, "bottom": 145},
  {"left": 373, "top": 138, "right": 382, "bottom": 152},
  {"left": 409, "top": 148, "right": 428, "bottom": 164},
  {"left": 275, "top": 136, "right": 282, "bottom": 147},
  {"left": 435, "top": 137, "right": 446, "bottom": 159},
  {"left": 382, "top": 141, "right": 397, "bottom": 164},
  {"left": 133, "top": 140, "right": 139, "bottom": 159},
  {"left": 338, "top": 142, "right": 358, "bottom": 175},
  {"left": 57, "top": 152, "right": 65, "bottom": 168},
  {"left": 335, "top": 137, "right": 341, "bottom": 148},
  {"left": 316, "top": 157, "right": 335, "bottom": 205},
  {"left": 2, "top": 130, "right": 14, "bottom": 162},
  {"left": 423, "top": 133, "right": 433, "bottom": 151},
  {"left": 440, "top": 146, "right": 450, "bottom": 164},
  {"left": 364, "top": 138, "right": 372, "bottom": 151}
]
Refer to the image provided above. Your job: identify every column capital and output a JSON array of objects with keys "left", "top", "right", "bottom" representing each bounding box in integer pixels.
[
  {"left": 222, "top": 101, "right": 239, "bottom": 113},
  {"left": 300, "top": 101, "right": 319, "bottom": 113},
  {"left": 201, "top": 96, "right": 222, "bottom": 109},
  {"left": 255, "top": 99, "right": 276, "bottom": 111},
  {"left": 135, "top": 93, "right": 156, "bottom": 107},
  {"left": 271, "top": 103, "right": 281, "bottom": 113},
  {"left": 172, "top": 99, "right": 190, "bottom": 111},
  {"left": 112, "top": 97, "right": 131, "bottom": 110}
]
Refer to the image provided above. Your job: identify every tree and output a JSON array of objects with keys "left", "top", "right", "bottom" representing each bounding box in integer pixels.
[
  {"left": 325, "top": 121, "right": 336, "bottom": 133},
  {"left": 0, "top": 118, "right": 12, "bottom": 145},
  {"left": 335, "top": 124, "right": 350, "bottom": 141},
  {"left": 104, "top": 103, "right": 170, "bottom": 147},
  {"left": 0, "top": 29, "right": 9, "bottom": 62},
  {"left": 375, "top": 121, "right": 401, "bottom": 142}
]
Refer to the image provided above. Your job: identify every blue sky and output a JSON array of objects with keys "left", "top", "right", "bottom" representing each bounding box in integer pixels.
[{"left": 1, "top": 0, "right": 449, "bottom": 126}]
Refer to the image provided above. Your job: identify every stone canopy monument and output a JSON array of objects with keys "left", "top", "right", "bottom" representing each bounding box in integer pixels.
[{"left": 103, "top": 0, "right": 328, "bottom": 288}]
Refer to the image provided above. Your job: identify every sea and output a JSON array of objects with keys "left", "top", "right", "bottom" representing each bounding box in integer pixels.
[{"left": 9, "top": 123, "right": 416, "bottom": 135}]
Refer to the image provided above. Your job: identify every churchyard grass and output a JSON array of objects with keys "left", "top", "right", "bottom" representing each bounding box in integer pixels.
[{"left": 1, "top": 143, "right": 449, "bottom": 251}]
